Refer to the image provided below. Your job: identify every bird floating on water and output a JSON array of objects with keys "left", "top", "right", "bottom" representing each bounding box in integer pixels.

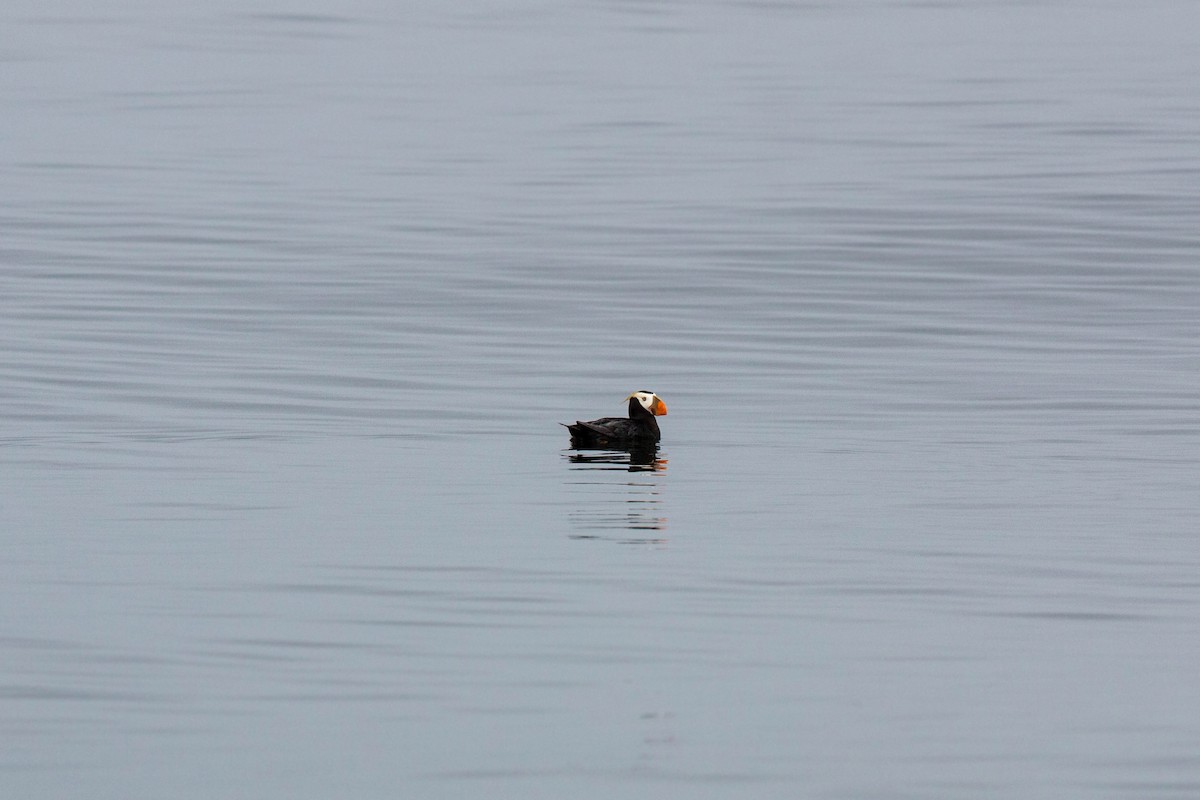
[{"left": 563, "top": 390, "right": 668, "bottom": 448}]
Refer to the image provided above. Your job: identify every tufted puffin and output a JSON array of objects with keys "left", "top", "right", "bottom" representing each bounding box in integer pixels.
[{"left": 563, "top": 391, "right": 668, "bottom": 448}]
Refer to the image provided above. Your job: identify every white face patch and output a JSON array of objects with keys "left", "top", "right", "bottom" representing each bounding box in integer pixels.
[{"left": 628, "top": 391, "right": 656, "bottom": 412}]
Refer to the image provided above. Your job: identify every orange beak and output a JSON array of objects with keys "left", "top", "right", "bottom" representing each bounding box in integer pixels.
[{"left": 652, "top": 398, "right": 668, "bottom": 416}]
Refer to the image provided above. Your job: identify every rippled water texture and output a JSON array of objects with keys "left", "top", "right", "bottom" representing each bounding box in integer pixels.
[{"left": 3, "top": 1, "right": 1199, "bottom": 798}]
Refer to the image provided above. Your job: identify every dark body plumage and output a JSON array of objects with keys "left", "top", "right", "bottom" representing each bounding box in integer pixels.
[{"left": 563, "top": 391, "right": 666, "bottom": 448}]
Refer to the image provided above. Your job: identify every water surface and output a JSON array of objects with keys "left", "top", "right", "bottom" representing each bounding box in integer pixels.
[{"left": 3, "top": 1, "right": 1199, "bottom": 798}]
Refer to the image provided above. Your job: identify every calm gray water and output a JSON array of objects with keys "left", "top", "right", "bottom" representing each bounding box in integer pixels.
[{"left": 3, "top": 1, "right": 1199, "bottom": 797}]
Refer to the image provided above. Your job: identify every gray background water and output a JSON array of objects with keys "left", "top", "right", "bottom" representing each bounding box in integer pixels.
[{"left": 3, "top": 1, "right": 1199, "bottom": 797}]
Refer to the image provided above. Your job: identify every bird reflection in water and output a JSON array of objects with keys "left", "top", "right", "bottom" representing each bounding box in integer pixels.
[
  {"left": 563, "top": 446, "right": 668, "bottom": 542},
  {"left": 566, "top": 446, "right": 666, "bottom": 473}
]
